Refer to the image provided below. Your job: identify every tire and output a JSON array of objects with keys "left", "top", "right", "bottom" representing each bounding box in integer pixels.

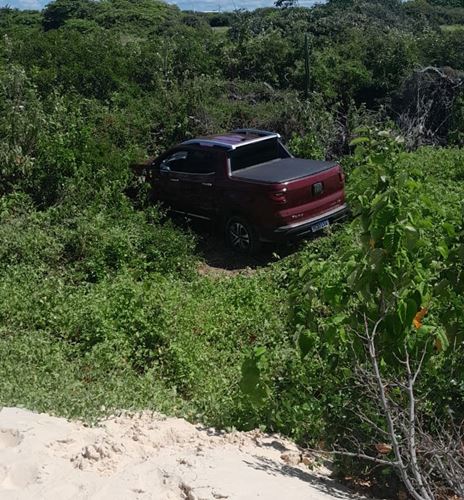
[{"left": 225, "top": 216, "right": 261, "bottom": 255}]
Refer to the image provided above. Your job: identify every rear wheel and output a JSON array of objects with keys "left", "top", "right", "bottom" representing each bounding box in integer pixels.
[{"left": 225, "top": 216, "right": 261, "bottom": 255}]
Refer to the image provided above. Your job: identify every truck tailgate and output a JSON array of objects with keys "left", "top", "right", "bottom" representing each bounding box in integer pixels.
[
  {"left": 272, "top": 162, "right": 345, "bottom": 227},
  {"left": 284, "top": 164, "right": 342, "bottom": 209}
]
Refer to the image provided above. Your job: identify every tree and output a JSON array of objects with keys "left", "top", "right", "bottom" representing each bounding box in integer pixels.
[
  {"left": 275, "top": 0, "right": 299, "bottom": 7},
  {"left": 42, "top": 0, "right": 98, "bottom": 31}
]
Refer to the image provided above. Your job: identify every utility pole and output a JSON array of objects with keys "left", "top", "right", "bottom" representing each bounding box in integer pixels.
[{"left": 304, "top": 33, "right": 310, "bottom": 99}]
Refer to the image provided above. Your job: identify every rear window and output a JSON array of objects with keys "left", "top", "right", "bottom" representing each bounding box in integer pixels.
[{"left": 229, "top": 138, "right": 290, "bottom": 172}]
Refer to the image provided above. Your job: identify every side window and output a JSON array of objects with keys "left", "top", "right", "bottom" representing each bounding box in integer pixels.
[
  {"left": 163, "top": 149, "right": 220, "bottom": 175},
  {"left": 185, "top": 150, "right": 218, "bottom": 175},
  {"left": 161, "top": 151, "right": 188, "bottom": 172}
]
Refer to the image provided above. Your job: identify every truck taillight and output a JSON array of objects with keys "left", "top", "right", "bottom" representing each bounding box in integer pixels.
[
  {"left": 338, "top": 168, "right": 345, "bottom": 185},
  {"left": 269, "top": 190, "right": 287, "bottom": 204}
]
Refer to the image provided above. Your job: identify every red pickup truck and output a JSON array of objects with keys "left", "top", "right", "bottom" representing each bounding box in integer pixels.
[{"left": 146, "top": 129, "right": 347, "bottom": 253}]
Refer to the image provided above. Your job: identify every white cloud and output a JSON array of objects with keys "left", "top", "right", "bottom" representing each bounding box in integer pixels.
[{"left": 1, "top": 0, "right": 45, "bottom": 9}]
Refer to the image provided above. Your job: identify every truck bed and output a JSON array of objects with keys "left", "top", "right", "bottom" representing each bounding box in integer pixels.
[{"left": 230, "top": 158, "right": 338, "bottom": 184}]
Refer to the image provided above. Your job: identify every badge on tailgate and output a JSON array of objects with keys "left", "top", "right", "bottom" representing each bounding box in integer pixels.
[{"left": 312, "top": 182, "right": 324, "bottom": 196}]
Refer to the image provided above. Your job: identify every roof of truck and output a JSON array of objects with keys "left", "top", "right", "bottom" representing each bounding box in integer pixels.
[{"left": 180, "top": 129, "right": 280, "bottom": 150}]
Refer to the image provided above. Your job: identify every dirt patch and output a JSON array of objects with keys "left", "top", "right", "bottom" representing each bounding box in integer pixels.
[
  {"left": 197, "top": 233, "right": 280, "bottom": 277},
  {"left": 180, "top": 219, "right": 298, "bottom": 277},
  {"left": 168, "top": 213, "right": 307, "bottom": 277}
]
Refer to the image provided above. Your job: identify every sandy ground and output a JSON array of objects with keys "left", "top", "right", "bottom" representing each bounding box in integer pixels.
[{"left": 0, "top": 407, "right": 361, "bottom": 500}]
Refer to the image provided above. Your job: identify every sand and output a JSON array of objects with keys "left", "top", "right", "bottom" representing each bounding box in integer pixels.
[{"left": 0, "top": 407, "right": 361, "bottom": 500}]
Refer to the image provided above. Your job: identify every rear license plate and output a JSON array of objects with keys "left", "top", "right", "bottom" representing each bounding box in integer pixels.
[{"left": 311, "top": 219, "right": 330, "bottom": 232}]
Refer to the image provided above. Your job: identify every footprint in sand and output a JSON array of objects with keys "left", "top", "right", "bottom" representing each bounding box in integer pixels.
[
  {"left": 1, "top": 463, "right": 39, "bottom": 490},
  {"left": 0, "top": 429, "right": 23, "bottom": 449}
]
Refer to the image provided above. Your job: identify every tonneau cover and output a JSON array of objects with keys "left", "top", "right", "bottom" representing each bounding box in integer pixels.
[{"left": 231, "top": 158, "right": 338, "bottom": 184}]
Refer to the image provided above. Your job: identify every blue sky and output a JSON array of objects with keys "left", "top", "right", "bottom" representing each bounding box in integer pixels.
[{"left": 1, "top": 0, "right": 319, "bottom": 12}]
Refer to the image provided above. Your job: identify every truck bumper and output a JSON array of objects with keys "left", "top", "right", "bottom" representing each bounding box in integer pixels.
[{"left": 260, "top": 204, "right": 349, "bottom": 242}]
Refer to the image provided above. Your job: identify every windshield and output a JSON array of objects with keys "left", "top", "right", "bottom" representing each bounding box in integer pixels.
[{"left": 229, "top": 138, "right": 290, "bottom": 172}]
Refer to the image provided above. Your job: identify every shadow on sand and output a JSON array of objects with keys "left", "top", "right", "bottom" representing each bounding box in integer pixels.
[{"left": 243, "top": 456, "right": 364, "bottom": 499}]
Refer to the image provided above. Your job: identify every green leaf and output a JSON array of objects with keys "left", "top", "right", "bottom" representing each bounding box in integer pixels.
[
  {"left": 435, "top": 328, "right": 450, "bottom": 352},
  {"left": 443, "top": 222, "right": 456, "bottom": 237},
  {"left": 416, "top": 325, "right": 435, "bottom": 336},
  {"left": 404, "top": 298, "right": 418, "bottom": 329},
  {"left": 325, "top": 325, "right": 339, "bottom": 345},
  {"left": 249, "top": 385, "right": 268, "bottom": 405},
  {"left": 353, "top": 126, "right": 370, "bottom": 135},
  {"left": 403, "top": 225, "right": 419, "bottom": 251},
  {"left": 240, "top": 358, "right": 260, "bottom": 394},
  {"left": 254, "top": 346, "right": 267, "bottom": 358},
  {"left": 410, "top": 290, "right": 422, "bottom": 309},
  {"left": 369, "top": 247, "right": 385, "bottom": 267},
  {"left": 437, "top": 242, "right": 449, "bottom": 259},
  {"left": 349, "top": 136, "right": 370, "bottom": 146},
  {"left": 240, "top": 347, "right": 269, "bottom": 405},
  {"left": 323, "top": 286, "right": 342, "bottom": 306},
  {"left": 298, "top": 330, "right": 315, "bottom": 358},
  {"left": 332, "top": 314, "right": 347, "bottom": 325},
  {"left": 434, "top": 279, "right": 450, "bottom": 296},
  {"left": 385, "top": 312, "right": 403, "bottom": 337},
  {"left": 383, "top": 226, "right": 398, "bottom": 252}
]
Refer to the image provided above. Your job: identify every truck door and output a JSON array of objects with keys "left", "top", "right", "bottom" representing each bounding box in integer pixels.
[
  {"left": 175, "top": 149, "right": 222, "bottom": 219},
  {"left": 152, "top": 150, "right": 189, "bottom": 210},
  {"left": 152, "top": 148, "right": 222, "bottom": 218}
]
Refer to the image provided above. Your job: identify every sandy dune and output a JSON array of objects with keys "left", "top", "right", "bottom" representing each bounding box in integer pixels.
[{"left": 0, "top": 407, "right": 360, "bottom": 500}]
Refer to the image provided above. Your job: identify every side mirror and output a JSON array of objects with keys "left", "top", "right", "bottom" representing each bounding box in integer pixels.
[{"left": 160, "top": 161, "right": 170, "bottom": 172}]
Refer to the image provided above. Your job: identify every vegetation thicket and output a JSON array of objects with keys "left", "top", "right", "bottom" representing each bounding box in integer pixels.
[{"left": 0, "top": 0, "right": 463, "bottom": 495}]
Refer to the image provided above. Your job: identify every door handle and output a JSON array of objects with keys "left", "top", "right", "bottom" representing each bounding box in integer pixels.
[
  {"left": 169, "top": 178, "right": 180, "bottom": 183},
  {"left": 201, "top": 182, "right": 213, "bottom": 187}
]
